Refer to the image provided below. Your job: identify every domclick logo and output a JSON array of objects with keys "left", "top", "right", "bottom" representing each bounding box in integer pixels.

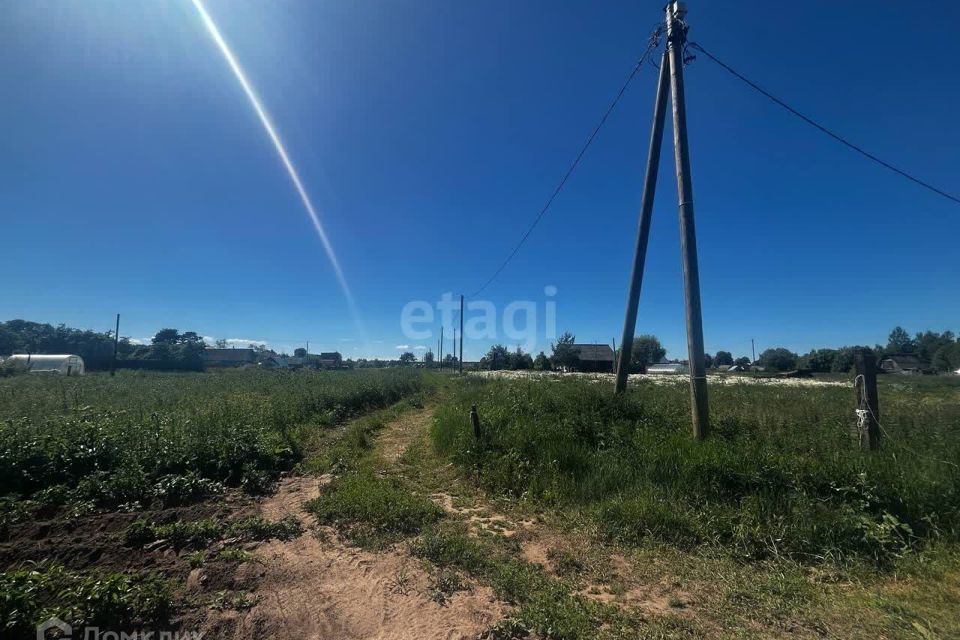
[
  {"left": 35, "top": 620, "right": 202, "bottom": 640},
  {"left": 37, "top": 617, "right": 70, "bottom": 639},
  {"left": 400, "top": 287, "right": 559, "bottom": 354}
]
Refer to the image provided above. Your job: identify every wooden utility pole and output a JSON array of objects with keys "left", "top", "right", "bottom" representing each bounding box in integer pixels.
[
  {"left": 666, "top": 1, "right": 709, "bottom": 439},
  {"left": 439, "top": 326, "right": 444, "bottom": 371},
  {"left": 854, "top": 350, "right": 881, "bottom": 451},
  {"left": 615, "top": 50, "right": 670, "bottom": 393},
  {"left": 111, "top": 313, "right": 120, "bottom": 376},
  {"left": 613, "top": 2, "right": 709, "bottom": 439},
  {"left": 751, "top": 338, "right": 756, "bottom": 364},
  {"left": 459, "top": 295, "right": 465, "bottom": 374}
]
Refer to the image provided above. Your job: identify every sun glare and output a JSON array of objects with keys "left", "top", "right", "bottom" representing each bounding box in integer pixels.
[{"left": 190, "top": 0, "right": 364, "bottom": 336}]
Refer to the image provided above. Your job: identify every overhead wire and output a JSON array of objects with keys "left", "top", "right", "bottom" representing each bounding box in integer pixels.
[
  {"left": 687, "top": 41, "right": 960, "bottom": 206},
  {"left": 467, "top": 26, "right": 665, "bottom": 298}
]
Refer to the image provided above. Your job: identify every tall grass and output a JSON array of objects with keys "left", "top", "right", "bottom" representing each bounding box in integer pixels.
[
  {"left": 432, "top": 376, "right": 960, "bottom": 563},
  {"left": 0, "top": 368, "right": 428, "bottom": 503}
]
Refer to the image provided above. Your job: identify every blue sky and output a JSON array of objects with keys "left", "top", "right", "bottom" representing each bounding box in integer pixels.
[{"left": 3, "top": 1, "right": 958, "bottom": 361}]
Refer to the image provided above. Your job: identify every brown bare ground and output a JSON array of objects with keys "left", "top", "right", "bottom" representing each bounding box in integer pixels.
[{"left": 198, "top": 410, "right": 507, "bottom": 639}]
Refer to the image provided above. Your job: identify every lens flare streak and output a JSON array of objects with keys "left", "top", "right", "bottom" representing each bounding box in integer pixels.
[{"left": 190, "top": 0, "right": 363, "bottom": 333}]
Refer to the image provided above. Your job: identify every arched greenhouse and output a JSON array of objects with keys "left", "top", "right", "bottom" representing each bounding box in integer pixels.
[{"left": 4, "top": 354, "right": 85, "bottom": 375}]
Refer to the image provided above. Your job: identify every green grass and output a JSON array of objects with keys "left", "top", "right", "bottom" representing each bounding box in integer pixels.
[
  {"left": 305, "top": 471, "right": 443, "bottom": 547},
  {"left": 0, "top": 368, "right": 429, "bottom": 506},
  {"left": 411, "top": 522, "right": 612, "bottom": 639},
  {"left": 432, "top": 376, "right": 960, "bottom": 564}
]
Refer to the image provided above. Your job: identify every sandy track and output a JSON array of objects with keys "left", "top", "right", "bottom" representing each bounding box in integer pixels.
[{"left": 200, "top": 410, "right": 505, "bottom": 640}]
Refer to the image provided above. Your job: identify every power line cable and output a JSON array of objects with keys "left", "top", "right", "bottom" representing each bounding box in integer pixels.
[
  {"left": 687, "top": 42, "right": 960, "bottom": 206},
  {"left": 468, "top": 28, "right": 664, "bottom": 298}
]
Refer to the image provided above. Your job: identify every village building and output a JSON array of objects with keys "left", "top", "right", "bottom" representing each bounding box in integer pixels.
[
  {"left": 202, "top": 348, "right": 257, "bottom": 368},
  {"left": 570, "top": 344, "right": 615, "bottom": 373},
  {"left": 4, "top": 354, "right": 85, "bottom": 375},
  {"left": 879, "top": 354, "right": 927, "bottom": 375},
  {"left": 647, "top": 362, "right": 688, "bottom": 374}
]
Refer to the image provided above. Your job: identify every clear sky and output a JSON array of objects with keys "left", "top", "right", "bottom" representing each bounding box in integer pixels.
[{"left": 3, "top": 1, "right": 958, "bottom": 361}]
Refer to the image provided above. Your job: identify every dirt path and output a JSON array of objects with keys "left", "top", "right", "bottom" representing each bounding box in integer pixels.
[{"left": 199, "top": 408, "right": 505, "bottom": 640}]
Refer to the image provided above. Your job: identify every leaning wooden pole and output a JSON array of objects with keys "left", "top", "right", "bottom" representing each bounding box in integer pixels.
[
  {"left": 666, "top": 1, "right": 709, "bottom": 439},
  {"left": 615, "top": 50, "right": 671, "bottom": 394},
  {"left": 111, "top": 313, "right": 120, "bottom": 377}
]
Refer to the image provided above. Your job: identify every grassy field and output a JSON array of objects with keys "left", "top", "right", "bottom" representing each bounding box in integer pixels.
[
  {"left": 433, "top": 375, "right": 960, "bottom": 563},
  {"left": 422, "top": 374, "right": 960, "bottom": 637},
  {"left": 3, "top": 368, "right": 959, "bottom": 638},
  {"left": 0, "top": 368, "right": 430, "bottom": 635},
  {"left": 0, "top": 368, "right": 428, "bottom": 505}
]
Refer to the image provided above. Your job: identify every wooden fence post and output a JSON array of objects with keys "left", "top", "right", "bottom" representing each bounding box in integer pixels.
[
  {"left": 470, "top": 404, "right": 482, "bottom": 440},
  {"left": 854, "top": 350, "right": 881, "bottom": 451}
]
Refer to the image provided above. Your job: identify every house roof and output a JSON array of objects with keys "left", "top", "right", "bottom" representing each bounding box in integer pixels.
[
  {"left": 649, "top": 363, "right": 686, "bottom": 371},
  {"left": 882, "top": 354, "right": 926, "bottom": 368},
  {"left": 571, "top": 344, "right": 615, "bottom": 362},
  {"left": 203, "top": 348, "right": 256, "bottom": 362}
]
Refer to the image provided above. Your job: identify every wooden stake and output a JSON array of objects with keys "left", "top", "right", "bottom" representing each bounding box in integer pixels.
[
  {"left": 470, "top": 404, "right": 481, "bottom": 439},
  {"left": 854, "top": 350, "right": 881, "bottom": 451}
]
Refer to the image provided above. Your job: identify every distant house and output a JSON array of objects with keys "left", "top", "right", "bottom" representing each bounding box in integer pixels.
[
  {"left": 319, "top": 352, "right": 343, "bottom": 369},
  {"left": 203, "top": 348, "right": 256, "bottom": 368},
  {"left": 647, "top": 362, "right": 688, "bottom": 374},
  {"left": 570, "top": 344, "right": 615, "bottom": 373},
  {"left": 879, "top": 354, "right": 927, "bottom": 375},
  {"left": 259, "top": 356, "right": 288, "bottom": 370}
]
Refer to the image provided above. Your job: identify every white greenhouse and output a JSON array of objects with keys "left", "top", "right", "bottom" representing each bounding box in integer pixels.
[{"left": 5, "top": 354, "right": 85, "bottom": 375}]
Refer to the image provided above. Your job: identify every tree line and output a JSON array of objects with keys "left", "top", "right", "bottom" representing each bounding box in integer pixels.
[
  {"left": 471, "top": 325, "right": 960, "bottom": 374},
  {"left": 0, "top": 320, "right": 209, "bottom": 371},
  {"left": 757, "top": 326, "right": 960, "bottom": 373}
]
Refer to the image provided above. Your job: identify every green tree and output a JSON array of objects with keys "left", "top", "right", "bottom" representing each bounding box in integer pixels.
[
  {"left": 830, "top": 346, "right": 875, "bottom": 373},
  {"left": 423, "top": 350, "right": 435, "bottom": 365},
  {"left": 628, "top": 335, "right": 666, "bottom": 373},
  {"left": 704, "top": 353, "right": 714, "bottom": 369},
  {"left": 511, "top": 347, "right": 533, "bottom": 370},
  {"left": 294, "top": 347, "right": 307, "bottom": 357},
  {"left": 551, "top": 332, "right": 580, "bottom": 371},
  {"left": 533, "top": 352, "right": 551, "bottom": 371},
  {"left": 714, "top": 351, "right": 734, "bottom": 367},
  {"left": 914, "top": 330, "right": 955, "bottom": 363},
  {"left": 886, "top": 326, "right": 915, "bottom": 354},
  {"left": 758, "top": 347, "right": 798, "bottom": 372},
  {"left": 932, "top": 342, "right": 960, "bottom": 372},
  {"left": 152, "top": 328, "right": 181, "bottom": 345},
  {"left": 484, "top": 344, "right": 511, "bottom": 370},
  {"left": 0, "top": 326, "right": 19, "bottom": 356},
  {"left": 398, "top": 351, "right": 417, "bottom": 365},
  {"left": 797, "top": 348, "right": 837, "bottom": 373},
  {"left": 734, "top": 356, "right": 751, "bottom": 367}
]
